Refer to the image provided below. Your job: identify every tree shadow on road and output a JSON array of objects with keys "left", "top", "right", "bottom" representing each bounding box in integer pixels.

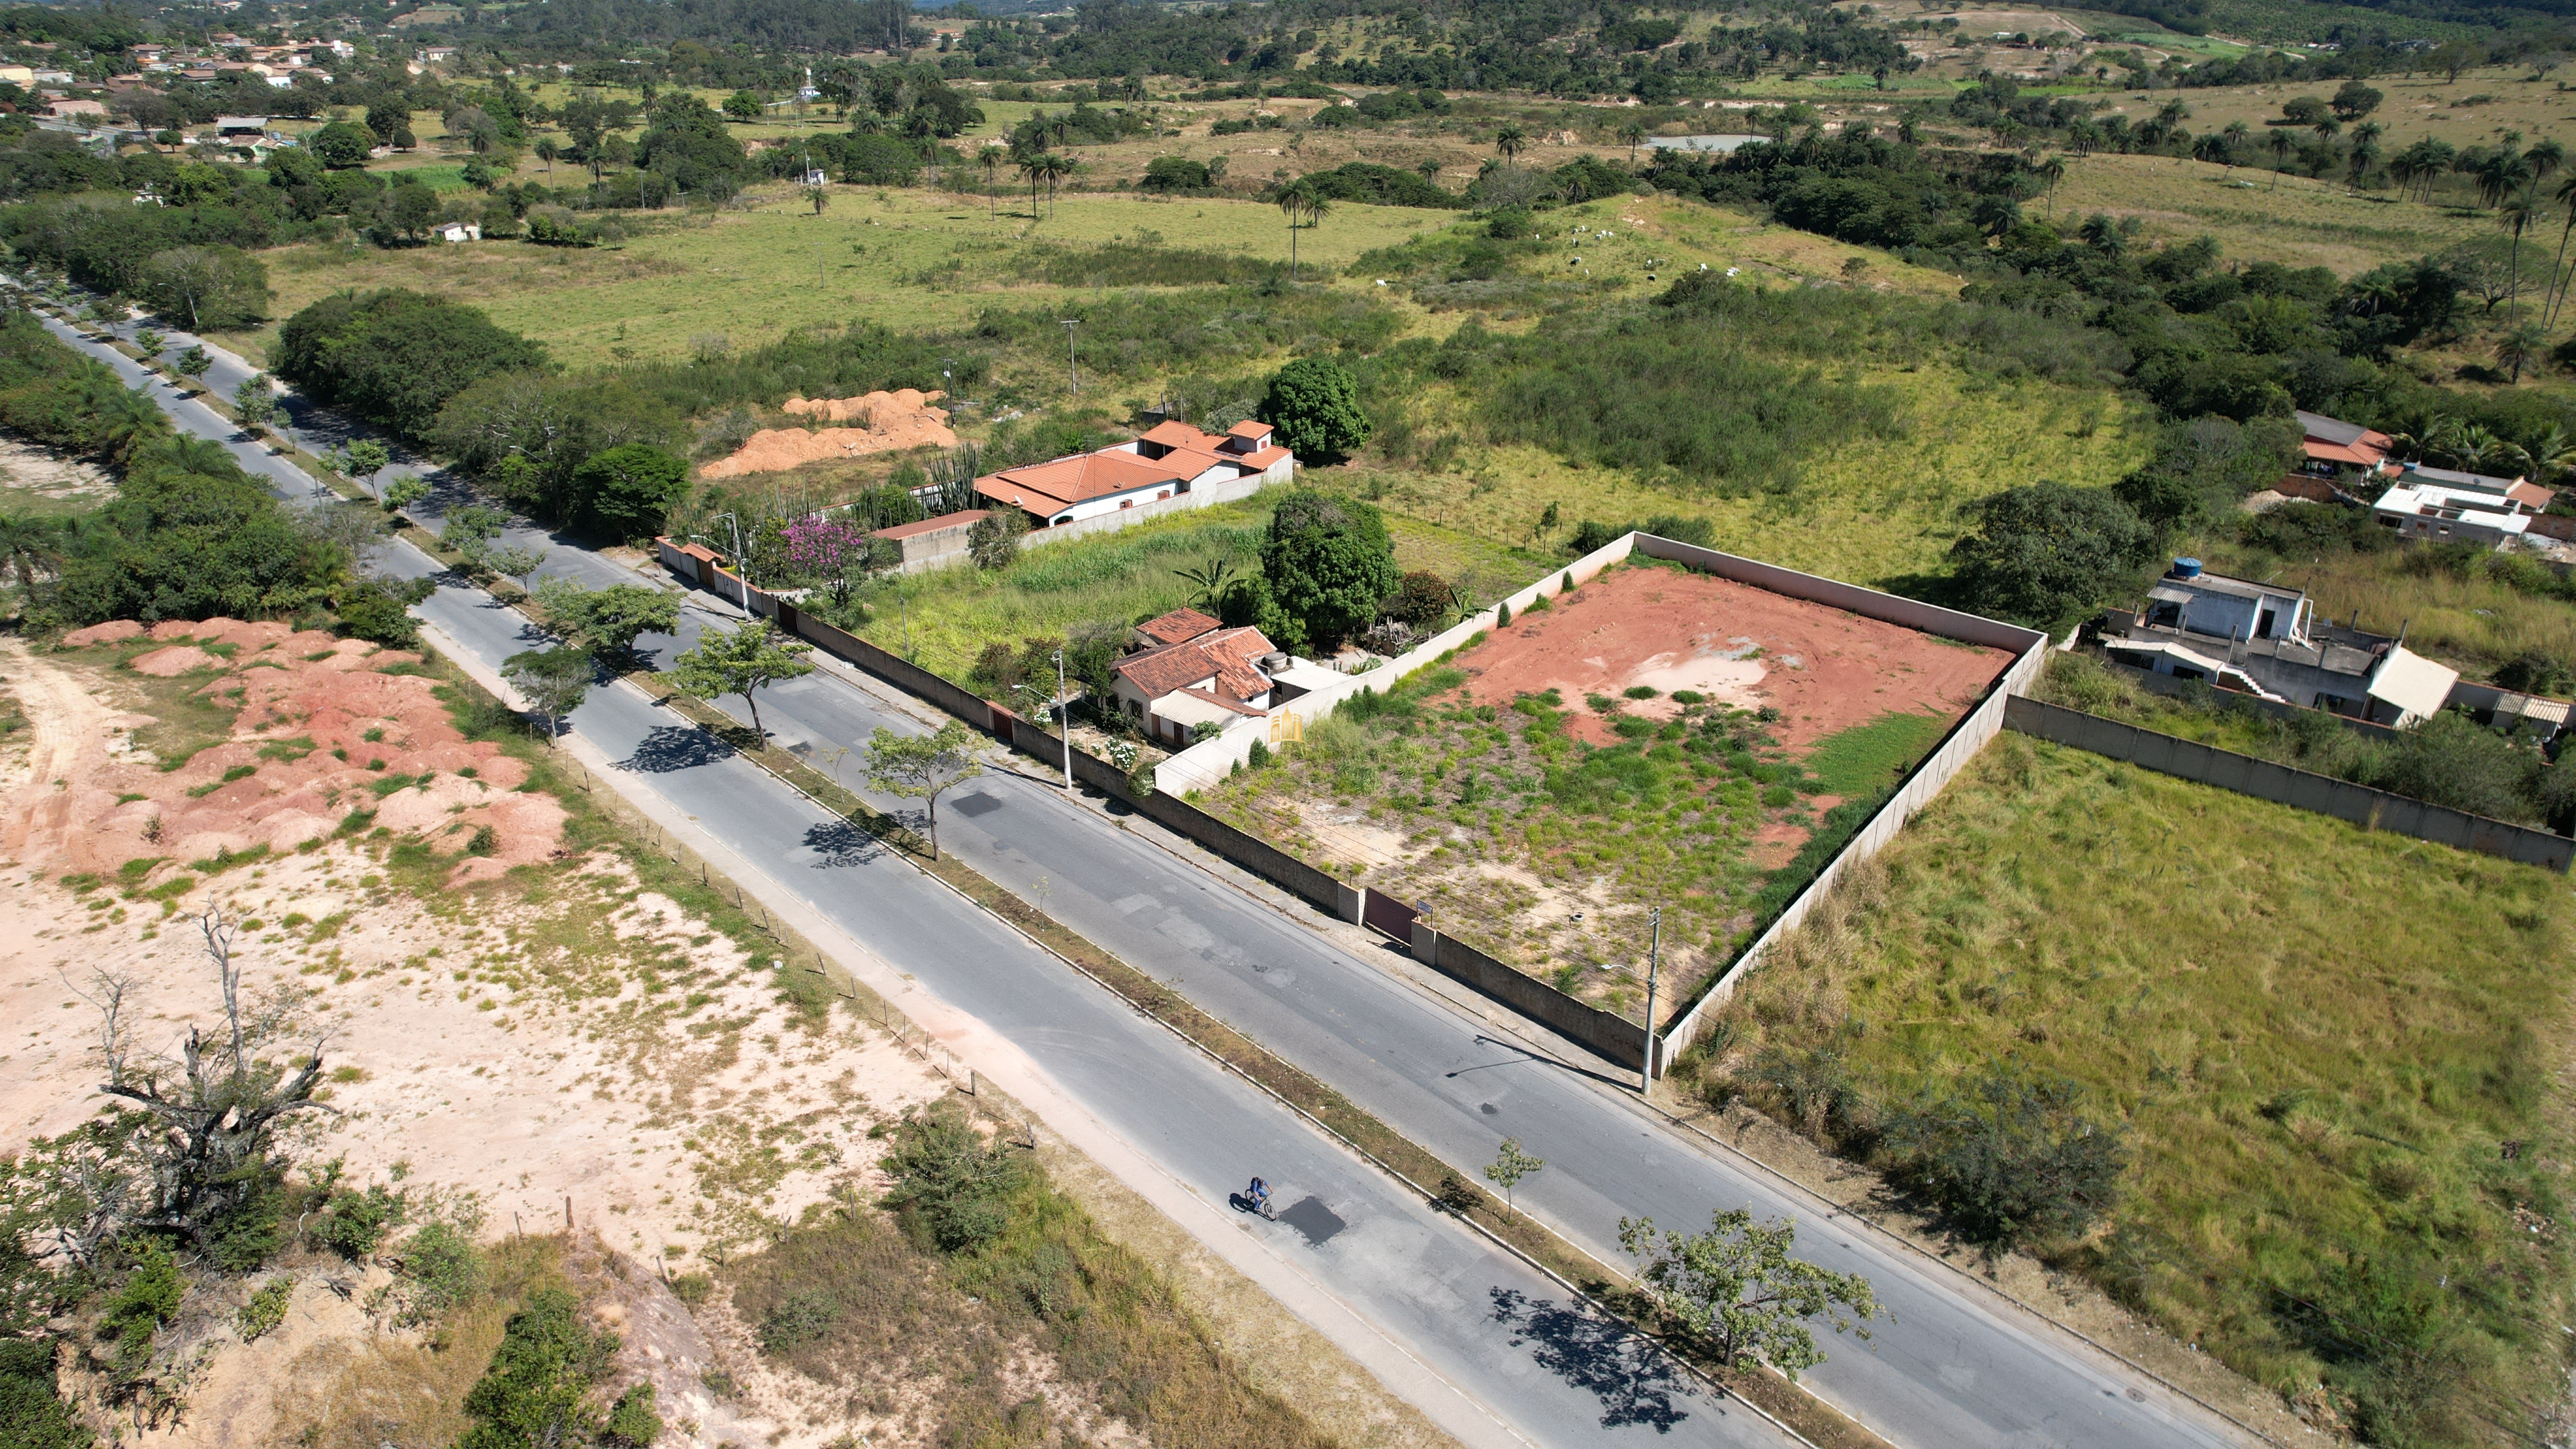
[
  {"left": 1489, "top": 1286, "right": 1695, "bottom": 1433},
  {"left": 617, "top": 724, "right": 738, "bottom": 774},
  {"left": 801, "top": 818, "right": 894, "bottom": 868}
]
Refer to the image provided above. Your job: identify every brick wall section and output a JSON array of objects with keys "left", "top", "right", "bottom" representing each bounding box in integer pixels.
[{"left": 2003, "top": 696, "right": 2573, "bottom": 872}]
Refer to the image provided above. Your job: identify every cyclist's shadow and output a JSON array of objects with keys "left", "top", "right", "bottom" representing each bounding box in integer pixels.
[{"left": 1227, "top": 1191, "right": 1271, "bottom": 1217}]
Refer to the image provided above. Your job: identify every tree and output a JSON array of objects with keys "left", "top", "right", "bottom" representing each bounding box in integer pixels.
[
  {"left": 1495, "top": 124, "right": 1526, "bottom": 161},
  {"left": 1483, "top": 1137, "right": 1543, "bottom": 1211},
  {"left": 864, "top": 721, "right": 983, "bottom": 860},
  {"left": 968, "top": 508, "right": 1026, "bottom": 570},
  {"left": 781, "top": 517, "right": 896, "bottom": 607},
  {"left": 231, "top": 373, "right": 276, "bottom": 432},
  {"left": 138, "top": 246, "right": 270, "bottom": 333},
  {"left": 533, "top": 579, "right": 681, "bottom": 664},
  {"left": 2497, "top": 322, "right": 2546, "bottom": 384},
  {"left": 0, "top": 511, "right": 63, "bottom": 596},
  {"left": 171, "top": 345, "right": 211, "bottom": 390},
  {"left": 568, "top": 443, "right": 687, "bottom": 541},
  {"left": 344, "top": 438, "right": 393, "bottom": 499},
  {"left": 382, "top": 475, "right": 430, "bottom": 511},
  {"left": 979, "top": 144, "right": 1003, "bottom": 220},
  {"left": 723, "top": 89, "right": 764, "bottom": 121},
  {"left": 1173, "top": 555, "right": 1240, "bottom": 610},
  {"left": 57, "top": 911, "right": 332, "bottom": 1261},
  {"left": 274, "top": 289, "right": 547, "bottom": 443},
  {"left": 308, "top": 119, "right": 376, "bottom": 170},
  {"left": 503, "top": 646, "right": 592, "bottom": 743},
  {"left": 1617, "top": 1209, "right": 1878, "bottom": 1379},
  {"left": 1259, "top": 488, "right": 1398, "bottom": 653},
  {"left": 132, "top": 328, "right": 165, "bottom": 361},
  {"left": 484, "top": 544, "right": 548, "bottom": 591},
  {"left": 670, "top": 618, "right": 813, "bottom": 737},
  {"left": 456, "top": 1287, "right": 620, "bottom": 1449},
  {"left": 1618, "top": 117, "right": 1647, "bottom": 162},
  {"left": 1883, "top": 1067, "right": 2128, "bottom": 1244},
  {"left": 1259, "top": 357, "right": 1371, "bottom": 461},
  {"left": 1947, "top": 481, "right": 2155, "bottom": 627},
  {"left": 2328, "top": 80, "right": 2382, "bottom": 121},
  {"left": 1382, "top": 569, "right": 1455, "bottom": 629}
]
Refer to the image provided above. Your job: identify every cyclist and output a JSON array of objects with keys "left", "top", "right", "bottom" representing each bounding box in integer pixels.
[{"left": 1246, "top": 1176, "right": 1271, "bottom": 1215}]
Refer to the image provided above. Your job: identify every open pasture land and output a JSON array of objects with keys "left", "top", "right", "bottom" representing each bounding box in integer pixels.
[
  {"left": 2135, "top": 67, "right": 2576, "bottom": 167},
  {"left": 220, "top": 185, "right": 1449, "bottom": 370},
  {"left": 1694, "top": 733, "right": 2576, "bottom": 1445},
  {"left": 1200, "top": 557, "right": 2012, "bottom": 1025},
  {"left": 2045, "top": 152, "right": 2485, "bottom": 275}
]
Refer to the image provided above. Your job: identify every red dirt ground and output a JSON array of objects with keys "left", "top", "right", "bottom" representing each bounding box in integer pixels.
[
  {"left": 1456, "top": 566, "right": 2012, "bottom": 749},
  {"left": 7, "top": 619, "right": 564, "bottom": 886}
]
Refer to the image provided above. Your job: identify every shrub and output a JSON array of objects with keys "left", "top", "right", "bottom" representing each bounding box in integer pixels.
[
  {"left": 1882, "top": 1067, "right": 2127, "bottom": 1244},
  {"left": 101, "top": 1240, "right": 184, "bottom": 1366},
  {"left": 877, "top": 1106, "right": 1028, "bottom": 1254},
  {"left": 600, "top": 1384, "right": 662, "bottom": 1447},
  {"left": 1948, "top": 482, "right": 2155, "bottom": 627},
  {"left": 967, "top": 508, "right": 1028, "bottom": 571},
  {"left": 456, "top": 1287, "right": 619, "bottom": 1449},
  {"left": 0, "top": 1337, "right": 87, "bottom": 1449},
  {"left": 310, "top": 1183, "right": 406, "bottom": 1259},
  {"left": 236, "top": 1277, "right": 293, "bottom": 1341},
  {"left": 569, "top": 444, "right": 688, "bottom": 541},
  {"left": 392, "top": 1219, "right": 487, "bottom": 1326},
  {"left": 758, "top": 1290, "right": 841, "bottom": 1353}
]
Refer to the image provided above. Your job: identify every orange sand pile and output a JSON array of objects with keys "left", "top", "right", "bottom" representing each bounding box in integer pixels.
[
  {"left": 701, "top": 389, "right": 957, "bottom": 479},
  {"left": 9, "top": 619, "right": 565, "bottom": 885}
]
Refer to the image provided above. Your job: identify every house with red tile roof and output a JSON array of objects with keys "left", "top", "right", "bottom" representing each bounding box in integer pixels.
[
  {"left": 974, "top": 419, "right": 1294, "bottom": 530},
  {"left": 2297, "top": 410, "right": 2395, "bottom": 475},
  {"left": 1110, "top": 614, "right": 1283, "bottom": 746}
]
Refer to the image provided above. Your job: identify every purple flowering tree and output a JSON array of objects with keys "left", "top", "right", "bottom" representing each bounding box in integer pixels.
[{"left": 782, "top": 517, "right": 895, "bottom": 608}]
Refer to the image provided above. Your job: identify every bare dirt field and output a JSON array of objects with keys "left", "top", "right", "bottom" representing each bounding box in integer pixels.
[
  {"left": 1460, "top": 565, "right": 2010, "bottom": 751},
  {"left": 1203, "top": 558, "right": 2010, "bottom": 1025},
  {"left": 0, "top": 636, "right": 1435, "bottom": 1449}
]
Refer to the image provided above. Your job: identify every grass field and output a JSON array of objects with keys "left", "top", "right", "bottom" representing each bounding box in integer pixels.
[
  {"left": 217, "top": 185, "right": 1451, "bottom": 371},
  {"left": 2129, "top": 67, "right": 2576, "bottom": 167},
  {"left": 2044, "top": 152, "right": 2486, "bottom": 275},
  {"left": 835, "top": 490, "right": 1547, "bottom": 679},
  {"left": 1361, "top": 360, "right": 2153, "bottom": 590},
  {"left": 1685, "top": 733, "right": 2576, "bottom": 1443}
]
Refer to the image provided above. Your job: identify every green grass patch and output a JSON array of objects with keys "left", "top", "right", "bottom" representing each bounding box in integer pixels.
[
  {"left": 1682, "top": 734, "right": 2576, "bottom": 1443},
  {"left": 1801, "top": 711, "right": 1948, "bottom": 798},
  {"left": 187, "top": 842, "right": 270, "bottom": 875},
  {"left": 258, "top": 735, "right": 319, "bottom": 762}
]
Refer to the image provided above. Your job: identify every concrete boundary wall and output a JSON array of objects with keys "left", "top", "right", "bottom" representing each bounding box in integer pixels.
[
  {"left": 2005, "top": 696, "right": 2575, "bottom": 871},
  {"left": 1657, "top": 638, "right": 2049, "bottom": 1064},
  {"left": 1017, "top": 469, "right": 1269, "bottom": 551},
  {"left": 1156, "top": 531, "right": 1642, "bottom": 795}
]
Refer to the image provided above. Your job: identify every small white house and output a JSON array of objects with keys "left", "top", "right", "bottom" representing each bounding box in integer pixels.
[
  {"left": 974, "top": 419, "right": 1295, "bottom": 529},
  {"left": 434, "top": 221, "right": 482, "bottom": 243}
]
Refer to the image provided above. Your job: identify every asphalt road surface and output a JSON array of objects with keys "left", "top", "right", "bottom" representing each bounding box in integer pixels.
[{"left": 38, "top": 301, "right": 2261, "bottom": 1449}]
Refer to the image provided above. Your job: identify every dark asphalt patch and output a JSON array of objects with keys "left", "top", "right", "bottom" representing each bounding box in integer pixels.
[
  {"left": 1279, "top": 1196, "right": 1346, "bottom": 1246},
  {"left": 953, "top": 793, "right": 1004, "bottom": 817}
]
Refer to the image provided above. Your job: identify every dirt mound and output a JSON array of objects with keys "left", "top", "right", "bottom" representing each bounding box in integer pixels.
[
  {"left": 131, "top": 644, "right": 218, "bottom": 676},
  {"left": 703, "top": 389, "right": 957, "bottom": 479},
  {"left": 62, "top": 620, "right": 144, "bottom": 646},
  {"left": 3, "top": 624, "right": 564, "bottom": 885}
]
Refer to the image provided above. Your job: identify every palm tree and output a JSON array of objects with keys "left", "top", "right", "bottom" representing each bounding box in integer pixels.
[
  {"left": 2496, "top": 324, "right": 2545, "bottom": 385},
  {"left": 1495, "top": 124, "right": 1525, "bottom": 162},
  {"left": 1017, "top": 153, "right": 1044, "bottom": 220},
  {"left": 1618, "top": 118, "right": 1647, "bottom": 163},
  {"left": 1278, "top": 179, "right": 1322, "bottom": 278},
  {"left": 979, "top": 145, "right": 1002, "bottom": 221},
  {"left": 2474, "top": 146, "right": 2532, "bottom": 209},
  {"left": 2548, "top": 173, "right": 2576, "bottom": 330},
  {"left": 1173, "top": 555, "right": 1238, "bottom": 609},
  {"left": 0, "top": 512, "right": 61, "bottom": 596},
  {"left": 2268, "top": 128, "right": 2294, "bottom": 188},
  {"left": 1037, "top": 153, "right": 1072, "bottom": 218},
  {"left": 2036, "top": 153, "right": 2065, "bottom": 216},
  {"left": 2526, "top": 424, "right": 2576, "bottom": 483},
  {"left": 2500, "top": 193, "right": 2539, "bottom": 317}
]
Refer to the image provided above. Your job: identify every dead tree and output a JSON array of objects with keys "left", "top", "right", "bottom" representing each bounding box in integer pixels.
[{"left": 72, "top": 909, "right": 333, "bottom": 1254}]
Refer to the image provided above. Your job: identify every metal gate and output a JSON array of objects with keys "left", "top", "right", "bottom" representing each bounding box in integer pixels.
[{"left": 1361, "top": 889, "right": 1417, "bottom": 945}]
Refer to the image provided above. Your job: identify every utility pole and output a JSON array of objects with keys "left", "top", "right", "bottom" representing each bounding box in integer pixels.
[
  {"left": 701, "top": 513, "right": 748, "bottom": 619},
  {"left": 1052, "top": 647, "right": 1073, "bottom": 790},
  {"left": 1639, "top": 905, "right": 1661, "bottom": 1094},
  {"left": 1060, "top": 319, "right": 1079, "bottom": 395}
]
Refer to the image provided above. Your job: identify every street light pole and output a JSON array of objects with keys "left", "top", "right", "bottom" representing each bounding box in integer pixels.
[
  {"left": 702, "top": 512, "right": 748, "bottom": 619},
  {"left": 1059, "top": 319, "right": 1079, "bottom": 396},
  {"left": 1639, "top": 904, "right": 1661, "bottom": 1094},
  {"left": 1051, "top": 647, "right": 1073, "bottom": 790}
]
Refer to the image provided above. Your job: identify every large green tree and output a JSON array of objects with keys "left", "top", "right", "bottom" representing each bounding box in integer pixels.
[
  {"left": 430, "top": 373, "right": 680, "bottom": 523},
  {"left": 307, "top": 119, "right": 377, "bottom": 170},
  {"left": 670, "top": 618, "right": 813, "bottom": 737},
  {"left": 136, "top": 246, "right": 270, "bottom": 333},
  {"left": 276, "top": 290, "right": 547, "bottom": 443},
  {"left": 1258, "top": 489, "right": 1397, "bottom": 654},
  {"left": 1947, "top": 481, "right": 2155, "bottom": 628},
  {"left": 569, "top": 444, "right": 689, "bottom": 541},
  {"left": 1258, "top": 356, "right": 1372, "bottom": 460}
]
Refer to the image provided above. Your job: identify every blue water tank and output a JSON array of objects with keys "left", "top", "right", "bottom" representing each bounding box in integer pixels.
[{"left": 2170, "top": 557, "right": 2203, "bottom": 579}]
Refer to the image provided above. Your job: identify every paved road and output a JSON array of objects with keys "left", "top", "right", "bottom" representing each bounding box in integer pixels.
[
  {"left": 34, "top": 298, "right": 1794, "bottom": 1449},
  {"left": 39, "top": 298, "right": 2262, "bottom": 1449}
]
